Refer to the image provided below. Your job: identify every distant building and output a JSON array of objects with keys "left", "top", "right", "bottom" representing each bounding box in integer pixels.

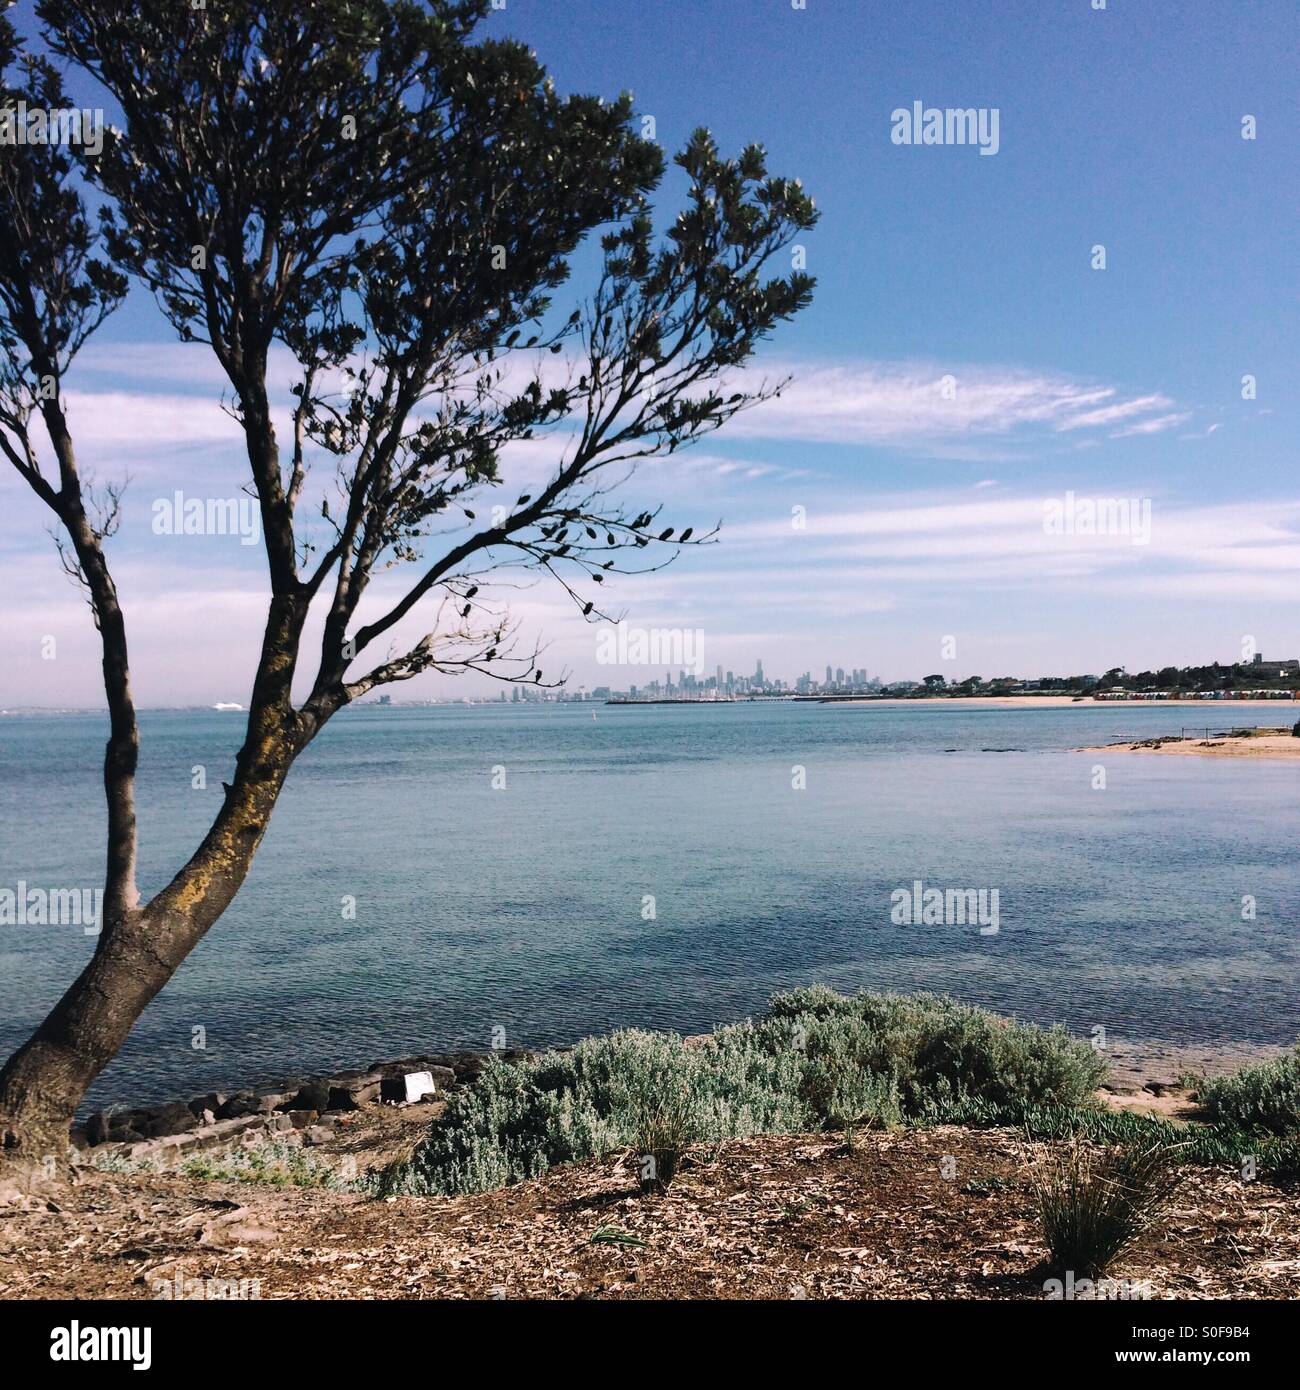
[{"left": 1240, "top": 653, "right": 1299, "bottom": 680}]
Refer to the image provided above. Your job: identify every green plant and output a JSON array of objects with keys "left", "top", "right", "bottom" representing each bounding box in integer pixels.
[
  {"left": 181, "top": 1139, "right": 353, "bottom": 1188},
  {"left": 376, "top": 1027, "right": 808, "bottom": 1198},
  {"left": 1030, "top": 1137, "right": 1185, "bottom": 1279},
  {"left": 1198, "top": 1047, "right": 1300, "bottom": 1135},
  {"left": 763, "top": 987, "right": 1108, "bottom": 1112},
  {"left": 379, "top": 989, "right": 1112, "bottom": 1198},
  {"left": 961, "top": 1175, "right": 1013, "bottom": 1196},
  {"left": 590, "top": 1225, "right": 648, "bottom": 1247},
  {"left": 797, "top": 1013, "right": 903, "bottom": 1146},
  {"left": 85, "top": 1136, "right": 353, "bottom": 1188},
  {"left": 930, "top": 1095, "right": 1300, "bottom": 1175},
  {"left": 628, "top": 1074, "right": 695, "bottom": 1192}
]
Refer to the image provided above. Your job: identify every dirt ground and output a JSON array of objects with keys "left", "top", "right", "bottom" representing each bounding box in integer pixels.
[
  {"left": 4, "top": 1039, "right": 1292, "bottom": 1302},
  {"left": 4, "top": 1124, "right": 1299, "bottom": 1301}
]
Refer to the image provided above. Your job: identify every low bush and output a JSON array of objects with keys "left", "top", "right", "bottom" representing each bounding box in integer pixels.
[
  {"left": 1198, "top": 1046, "right": 1300, "bottom": 1135},
  {"left": 760, "top": 986, "right": 1107, "bottom": 1113},
  {"left": 179, "top": 1138, "right": 353, "bottom": 1188},
  {"left": 379, "top": 988, "right": 1108, "bottom": 1197},
  {"left": 378, "top": 1027, "right": 807, "bottom": 1197},
  {"left": 799, "top": 1013, "right": 903, "bottom": 1147}
]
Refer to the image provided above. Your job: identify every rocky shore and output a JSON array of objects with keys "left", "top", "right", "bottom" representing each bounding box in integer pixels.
[{"left": 78, "top": 1049, "right": 537, "bottom": 1167}]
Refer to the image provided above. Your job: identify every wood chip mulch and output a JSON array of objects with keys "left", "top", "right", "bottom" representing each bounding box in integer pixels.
[{"left": 5, "top": 1126, "right": 1300, "bottom": 1300}]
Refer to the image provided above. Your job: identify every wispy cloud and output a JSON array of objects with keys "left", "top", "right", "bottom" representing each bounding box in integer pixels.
[
  {"left": 722, "top": 360, "right": 1187, "bottom": 452},
  {"left": 1110, "top": 412, "right": 1192, "bottom": 438},
  {"left": 720, "top": 492, "right": 1300, "bottom": 591}
]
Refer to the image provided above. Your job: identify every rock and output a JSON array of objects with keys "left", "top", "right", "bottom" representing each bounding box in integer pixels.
[
  {"left": 142, "top": 1102, "right": 201, "bottom": 1138},
  {"left": 185, "top": 1115, "right": 272, "bottom": 1149},
  {"left": 253, "top": 1085, "right": 300, "bottom": 1112},
  {"left": 285, "top": 1079, "right": 331, "bottom": 1113},
  {"left": 450, "top": 1049, "right": 537, "bottom": 1084},
  {"left": 303, "top": 1126, "right": 335, "bottom": 1147},
  {"left": 451, "top": 1055, "right": 489, "bottom": 1085},
  {"left": 326, "top": 1070, "right": 381, "bottom": 1110},
  {"left": 86, "top": 1106, "right": 190, "bottom": 1145},
  {"left": 188, "top": 1092, "right": 228, "bottom": 1118},
  {"left": 285, "top": 1109, "right": 319, "bottom": 1129},
  {"left": 380, "top": 1069, "right": 439, "bottom": 1104},
  {"left": 216, "top": 1091, "right": 260, "bottom": 1120},
  {"left": 371, "top": 1054, "right": 441, "bottom": 1075}
]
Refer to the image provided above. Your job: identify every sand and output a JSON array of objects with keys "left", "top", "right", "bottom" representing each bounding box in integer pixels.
[{"left": 1082, "top": 733, "right": 1300, "bottom": 760}]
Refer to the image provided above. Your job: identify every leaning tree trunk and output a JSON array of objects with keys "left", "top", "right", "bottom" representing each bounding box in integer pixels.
[
  {"left": 0, "top": 721, "right": 298, "bottom": 1179},
  {"left": 0, "top": 914, "right": 181, "bottom": 1167}
]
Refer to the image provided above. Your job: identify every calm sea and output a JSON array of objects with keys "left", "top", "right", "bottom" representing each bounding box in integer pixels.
[{"left": 2, "top": 701, "right": 1298, "bottom": 1110}]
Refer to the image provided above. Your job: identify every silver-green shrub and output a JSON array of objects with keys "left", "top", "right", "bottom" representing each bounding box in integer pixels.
[
  {"left": 1198, "top": 1045, "right": 1300, "bottom": 1135},
  {"left": 762, "top": 987, "right": 1106, "bottom": 1113},
  {"left": 379, "top": 1027, "right": 808, "bottom": 1197},
  {"left": 379, "top": 989, "right": 1107, "bottom": 1197}
]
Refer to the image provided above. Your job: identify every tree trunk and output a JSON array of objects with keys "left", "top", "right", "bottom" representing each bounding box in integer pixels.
[
  {"left": 0, "top": 915, "right": 175, "bottom": 1168},
  {"left": 0, "top": 718, "right": 300, "bottom": 1181}
]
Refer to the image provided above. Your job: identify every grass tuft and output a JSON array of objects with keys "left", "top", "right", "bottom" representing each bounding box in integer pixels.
[{"left": 1030, "top": 1137, "right": 1185, "bottom": 1279}]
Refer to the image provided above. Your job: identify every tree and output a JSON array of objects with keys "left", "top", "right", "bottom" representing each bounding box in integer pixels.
[
  {"left": 0, "top": 0, "right": 816, "bottom": 1177},
  {"left": 922, "top": 674, "right": 946, "bottom": 691}
]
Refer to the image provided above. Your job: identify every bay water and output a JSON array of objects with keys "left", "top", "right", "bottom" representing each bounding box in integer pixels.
[{"left": 2, "top": 701, "right": 1297, "bottom": 1111}]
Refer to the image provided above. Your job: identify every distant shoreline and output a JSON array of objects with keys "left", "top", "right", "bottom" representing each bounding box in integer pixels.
[
  {"left": 7, "top": 694, "right": 1298, "bottom": 715},
  {"left": 607, "top": 695, "right": 1299, "bottom": 709}
]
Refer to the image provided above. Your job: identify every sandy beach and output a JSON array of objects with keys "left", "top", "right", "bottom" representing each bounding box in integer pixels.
[{"left": 1082, "top": 732, "right": 1300, "bottom": 760}]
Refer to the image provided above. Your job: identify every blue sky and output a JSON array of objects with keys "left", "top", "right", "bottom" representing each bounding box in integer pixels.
[{"left": 2, "top": 0, "right": 1297, "bottom": 706}]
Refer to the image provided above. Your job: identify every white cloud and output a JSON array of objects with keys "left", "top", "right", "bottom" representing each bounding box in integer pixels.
[
  {"left": 721, "top": 360, "right": 1186, "bottom": 451},
  {"left": 1110, "top": 412, "right": 1192, "bottom": 438}
]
